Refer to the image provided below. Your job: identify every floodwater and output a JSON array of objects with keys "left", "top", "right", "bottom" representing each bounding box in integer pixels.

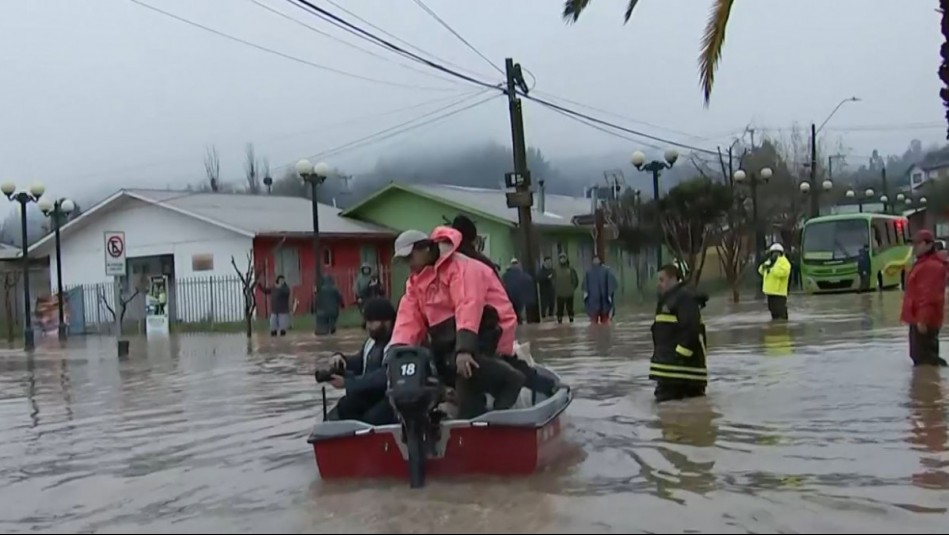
[{"left": 1, "top": 291, "right": 948, "bottom": 533}]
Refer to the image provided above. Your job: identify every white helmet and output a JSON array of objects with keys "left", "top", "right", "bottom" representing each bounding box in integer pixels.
[{"left": 768, "top": 243, "right": 785, "bottom": 253}]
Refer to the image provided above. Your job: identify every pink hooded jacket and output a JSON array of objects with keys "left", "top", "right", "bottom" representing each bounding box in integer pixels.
[{"left": 390, "top": 226, "right": 518, "bottom": 356}]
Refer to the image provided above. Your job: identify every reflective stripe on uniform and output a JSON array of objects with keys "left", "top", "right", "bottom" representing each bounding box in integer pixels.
[
  {"left": 650, "top": 362, "right": 708, "bottom": 382},
  {"left": 655, "top": 314, "right": 678, "bottom": 323},
  {"left": 675, "top": 344, "right": 694, "bottom": 357}
]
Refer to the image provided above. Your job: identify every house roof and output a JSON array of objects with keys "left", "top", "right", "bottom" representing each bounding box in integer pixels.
[
  {"left": 28, "top": 189, "right": 393, "bottom": 255},
  {"left": 0, "top": 243, "right": 20, "bottom": 261},
  {"left": 342, "top": 182, "right": 594, "bottom": 228}
]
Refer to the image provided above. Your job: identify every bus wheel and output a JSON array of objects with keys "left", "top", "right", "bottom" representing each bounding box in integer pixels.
[{"left": 877, "top": 272, "right": 884, "bottom": 291}]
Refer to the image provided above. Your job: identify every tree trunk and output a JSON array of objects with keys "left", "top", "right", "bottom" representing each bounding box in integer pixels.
[
  {"left": 731, "top": 284, "right": 740, "bottom": 303},
  {"left": 245, "top": 313, "right": 253, "bottom": 338}
]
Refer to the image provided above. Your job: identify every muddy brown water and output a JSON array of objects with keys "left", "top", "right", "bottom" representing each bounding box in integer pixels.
[{"left": 1, "top": 291, "right": 948, "bottom": 533}]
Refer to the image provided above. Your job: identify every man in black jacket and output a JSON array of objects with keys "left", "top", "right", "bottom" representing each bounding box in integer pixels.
[
  {"left": 650, "top": 264, "right": 709, "bottom": 403},
  {"left": 537, "top": 256, "right": 555, "bottom": 319},
  {"left": 324, "top": 298, "right": 397, "bottom": 425}
]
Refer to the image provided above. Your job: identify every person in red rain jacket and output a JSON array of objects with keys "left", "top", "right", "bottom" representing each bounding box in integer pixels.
[
  {"left": 390, "top": 227, "right": 525, "bottom": 418},
  {"left": 901, "top": 229, "right": 949, "bottom": 367}
]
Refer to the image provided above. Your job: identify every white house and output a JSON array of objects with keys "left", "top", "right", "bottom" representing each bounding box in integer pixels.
[{"left": 28, "top": 189, "right": 392, "bottom": 330}]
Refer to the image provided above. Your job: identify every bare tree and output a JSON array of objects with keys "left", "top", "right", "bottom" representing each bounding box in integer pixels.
[
  {"left": 204, "top": 145, "right": 221, "bottom": 193},
  {"left": 97, "top": 285, "right": 141, "bottom": 334},
  {"left": 244, "top": 143, "right": 261, "bottom": 195},
  {"left": 3, "top": 270, "right": 19, "bottom": 342},
  {"left": 232, "top": 252, "right": 260, "bottom": 338}
]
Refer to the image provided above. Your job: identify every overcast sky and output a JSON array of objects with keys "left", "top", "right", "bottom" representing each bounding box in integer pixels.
[{"left": 0, "top": 0, "right": 942, "bottom": 202}]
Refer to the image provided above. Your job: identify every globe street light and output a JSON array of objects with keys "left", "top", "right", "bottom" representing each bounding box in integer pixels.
[
  {"left": 296, "top": 159, "right": 331, "bottom": 335},
  {"left": 845, "top": 189, "right": 855, "bottom": 198},
  {"left": 38, "top": 197, "right": 74, "bottom": 341},
  {"left": 734, "top": 166, "right": 773, "bottom": 270},
  {"left": 631, "top": 149, "right": 678, "bottom": 268},
  {"left": 1, "top": 181, "right": 45, "bottom": 350},
  {"left": 921, "top": 196, "right": 928, "bottom": 205},
  {"left": 799, "top": 182, "right": 811, "bottom": 194},
  {"left": 897, "top": 193, "right": 906, "bottom": 202}
]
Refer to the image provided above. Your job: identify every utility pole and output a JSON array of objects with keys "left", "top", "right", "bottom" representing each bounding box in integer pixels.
[
  {"left": 810, "top": 123, "right": 819, "bottom": 218},
  {"left": 881, "top": 166, "right": 888, "bottom": 214},
  {"left": 503, "top": 57, "right": 540, "bottom": 324}
]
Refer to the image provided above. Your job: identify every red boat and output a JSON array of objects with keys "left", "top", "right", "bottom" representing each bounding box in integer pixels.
[{"left": 307, "top": 367, "right": 572, "bottom": 483}]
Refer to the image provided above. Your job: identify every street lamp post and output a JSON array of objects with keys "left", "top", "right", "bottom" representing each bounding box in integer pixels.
[
  {"left": 845, "top": 188, "right": 875, "bottom": 213},
  {"left": 631, "top": 149, "right": 679, "bottom": 269},
  {"left": 296, "top": 159, "right": 331, "bottom": 335},
  {"left": 38, "top": 197, "right": 74, "bottom": 341},
  {"left": 800, "top": 179, "right": 834, "bottom": 215},
  {"left": 734, "top": 167, "right": 773, "bottom": 269},
  {"left": 809, "top": 96, "right": 861, "bottom": 217},
  {"left": 1, "top": 181, "right": 45, "bottom": 350}
]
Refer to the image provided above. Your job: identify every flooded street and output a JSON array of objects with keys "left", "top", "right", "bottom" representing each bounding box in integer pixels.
[{"left": 2, "top": 291, "right": 948, "bottom": 533}]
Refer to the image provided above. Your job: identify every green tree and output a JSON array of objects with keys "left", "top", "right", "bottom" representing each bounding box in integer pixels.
[
  {"left": 614, "top": 177, "right": 732, "bottom": 285},
  {"left": 563, "top": 0, "right": 733, "bottom": 105}
]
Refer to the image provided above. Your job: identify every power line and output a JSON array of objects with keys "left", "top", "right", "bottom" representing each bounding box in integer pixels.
[
  {"left": 318, "top": 0, "right": 497, "bottom": 81},
  {"left": 286, "top": 0, "right": 502, "bottom": 91},
  {"left": 531, "top": 89, "right": 715, "bottom": 142},
  {"left": 523, "top": 93, "right": 719, "bottom": 155},
  {"left": 70, "top": 92, "right": 480, "bottom": 182},
  {"left": 409, "top": 0, "right": 504, "bottom": 76},
  {"left": 537, "top": 103, "right": 665, "bottom": 152},
  {"left": 125, "top": 0, "right": 456, "bottom": 92},
  {"left": 279, "top": 90, "right": 499, "bottom": 166},
  {"left": 248, "top": 0, "right": 462, "bottom": 88}
]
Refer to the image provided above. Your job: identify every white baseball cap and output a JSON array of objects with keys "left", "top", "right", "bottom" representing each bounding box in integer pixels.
[
  {"left": 394, "top": 229, "right": 430, "bottom": 258},
  {"left": 768, "top": 243, "right": 785, "bottom": 253}
]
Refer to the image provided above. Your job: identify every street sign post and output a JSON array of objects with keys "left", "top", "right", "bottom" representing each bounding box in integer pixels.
[
  {"left": 104, "top": 231, "right": 128, "bottom": 356},
  {"left": 104, "top": 231, "right": 126, "bottom": 277}
]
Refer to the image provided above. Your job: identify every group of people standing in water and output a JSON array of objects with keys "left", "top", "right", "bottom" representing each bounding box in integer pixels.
[{"left": 317, "top": 217, "right": 949, "bottom": 424}]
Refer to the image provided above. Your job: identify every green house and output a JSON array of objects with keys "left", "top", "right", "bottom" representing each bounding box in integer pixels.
[{"left": 341, "top": 183, "right": 647, "bottom": 300}]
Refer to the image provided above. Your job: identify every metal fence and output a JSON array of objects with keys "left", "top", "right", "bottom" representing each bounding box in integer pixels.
[{"left": 67, "top": 266, "right": 399, "bottom": 334}]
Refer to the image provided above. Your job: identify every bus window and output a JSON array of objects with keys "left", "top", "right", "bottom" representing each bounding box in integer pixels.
[
  {"left": 871, "top": 218, "right": 890, "bottom": 250},
  {"left": 802, "top": 219, "right": 870, "bottom": 260},
  {"left": 887, "top": 221, "right": 897, "bottom": 246}
]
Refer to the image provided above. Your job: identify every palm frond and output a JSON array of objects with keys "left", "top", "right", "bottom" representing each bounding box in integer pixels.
[
  {"left": 698, "top": 0, "right": 735, "bottom": 106},
  {"left": 562, "top": 0, "right": 592, "bottom": 23},
  {"left": 623, "top": 0, "right": 641, "bottom": 23}
]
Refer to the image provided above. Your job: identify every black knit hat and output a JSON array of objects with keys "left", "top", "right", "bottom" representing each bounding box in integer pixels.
[
  {"left": 362, "top": 297, "right": 396, "bottom": 322},
  {"left": 451, "top": 214, "right": 478, "bottom": 244}
]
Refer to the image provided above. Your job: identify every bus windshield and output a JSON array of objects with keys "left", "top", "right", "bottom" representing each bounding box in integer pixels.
[{"left": 802, "top": 219, "right": 870, "bottom": 261}]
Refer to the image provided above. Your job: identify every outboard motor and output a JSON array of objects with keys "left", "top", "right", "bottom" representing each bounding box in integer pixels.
[{"left": 385, "top": 346, "right": 442, "bottom": 488}]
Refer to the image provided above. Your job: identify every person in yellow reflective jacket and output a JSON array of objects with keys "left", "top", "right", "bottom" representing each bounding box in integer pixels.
[
  {"left": 758, "top": 243, "right": 791, "bottom": 320},
  {"left": 650, "top": 264, "right": 709, "bottom": 403}
]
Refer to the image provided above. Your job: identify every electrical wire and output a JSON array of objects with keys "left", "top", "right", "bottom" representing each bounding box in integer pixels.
[
  {"left": 319, "top": 0, "right": 497, "bottom": 81},
  {"left": 523, "top": 93, "right": 719, "bottom": 155},
  {"left": 286, "top": 0, "right": 725, "bottom": 154},
  {"left": 278, "top": 90, "right": 500, "bottom": 166},
  {"left": 409, "top": 0, "right": 504, "bottom": 76},
  {"left": 248, "top": 0, "right": 462, "bottom": 88},
  {"left": 286, "top": 0, "right": 502, "bottom": 91},
  {"left": 535, "top": 103, "right": 665, "bottom": 152},
  {"left": 125, "top": 0, "right": 457, "bottom": 92},
  {"left": 531, "top": 89, "right": 714, "bottom": 142}
]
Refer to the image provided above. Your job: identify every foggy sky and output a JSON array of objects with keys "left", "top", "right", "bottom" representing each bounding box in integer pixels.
[{"left": 0, "top": 0, "right": 942, "bottom": 205}]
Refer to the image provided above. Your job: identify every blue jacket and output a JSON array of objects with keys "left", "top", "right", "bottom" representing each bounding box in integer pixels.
[
  {"left": 583, "top": 265, "right": 618, "bottom": 316},
  {"left": 502, "top": 266, "right": 535, "bottom": 310}
]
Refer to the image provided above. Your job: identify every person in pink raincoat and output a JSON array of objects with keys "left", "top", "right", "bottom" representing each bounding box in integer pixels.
[{"left": 390, "top": 227, "right": 525, "bottom": 418}]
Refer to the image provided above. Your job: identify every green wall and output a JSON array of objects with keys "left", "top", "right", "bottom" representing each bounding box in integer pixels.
[{"left": 348, "top": 187, "right": 650, "bottom": 302}]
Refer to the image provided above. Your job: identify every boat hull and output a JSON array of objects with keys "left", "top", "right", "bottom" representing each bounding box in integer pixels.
[{"left": 308, "top": 379, "right": 571, "bottom": 480}]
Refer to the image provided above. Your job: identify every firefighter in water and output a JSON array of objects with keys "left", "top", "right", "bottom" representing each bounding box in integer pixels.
[{"left": 650, "top": 264, "right": 709, "bottom": 403}]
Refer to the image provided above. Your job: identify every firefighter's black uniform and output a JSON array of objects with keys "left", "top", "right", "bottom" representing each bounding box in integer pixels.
[{"left": 650, "top": 282, "right": 708, "bottom": 402}]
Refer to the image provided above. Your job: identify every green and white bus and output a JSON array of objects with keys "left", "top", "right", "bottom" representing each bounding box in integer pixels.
[{"left": 800, "top": 213, "right": 912, "bottom": 293}]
